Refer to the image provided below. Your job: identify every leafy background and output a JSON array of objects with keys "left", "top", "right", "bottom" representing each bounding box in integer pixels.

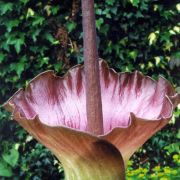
[{"left": 0, "top": 0, "right": 179, "bottom": 179}]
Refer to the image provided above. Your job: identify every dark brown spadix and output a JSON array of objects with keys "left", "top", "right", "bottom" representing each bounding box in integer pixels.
[{"left": 82, "top": 0, "right": 104, "bottom": 135}]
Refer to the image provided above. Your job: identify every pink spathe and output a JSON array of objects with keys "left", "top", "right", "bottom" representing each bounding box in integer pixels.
[{"left": 8, "top": 60, "right": 175, "bottom": 135}]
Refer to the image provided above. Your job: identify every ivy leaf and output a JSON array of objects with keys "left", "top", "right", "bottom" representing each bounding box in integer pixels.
[
  {"left": 31, "top": 29, "right": 41, "bottom": 42},
  {"left": 160, "top": 32, "right": 171, "bottom": 42},
  {"left": 163, "top": 42, "right": 173, "bottom": 51},
  {"left": 66, "top": 21, "right": 77, "bottom": 33},
  {"left": 106, "top": 0, "right": 116, "bottom": 6},
  {"left": 44, "top": 5, "right": 51, "bottom": 16},
  {"left": 176, "top": 3, "right": 180, "bottom": 12},
  {"left": 44, "top": 32, "right": 55, "bottom": 44},
  {"left": 177, "top": 129, "right": 180, "bottom": 139},
  {"left": 6, "top": 33, "right": 25, "bottom": 53},
  {"left": 173, "top": 26, "right": 180, "bottom": 33},
  {"left": 51, "top": 5, "right": 60, "bottom": 15},
  {"left": 148, "top": 32, "right": 157, "bottom": 45},
  {"left": 26, "top": 8, "right": 35, "bottom": 18},
  {"left": 32, "top": 16, "right": 45, "bottom": 26},
  {"left": 20, "top": 0, "right": 30, "bottom": 5},
  {"left": 5, "top": 19, "right": 20, "bottom": 32},
  {"left": 39, "top": 57, "right": 49, "bottom": 67},
  {"left": 1, "top": 41, "right": 10, "bottom": 52},
  {"left": 96, "top": 8, "right": 102, "bottom": 15},
  {"left": 129, "top": 50, "right": 138, "bottom": 60},
  {"left": 0, "top": 2, "right": 13, "bottom": 15},
  {"left": 54, "top": 63, "right": 62, "bottom": 72},
  {"left": 0, "top": 160, "right": 13, "bottom": 177},
  {"left": 154, "top": 56, "right": 161, "bottom": 66},
  {"left": 16, "top": 62, "right": 25, "bottom": 77},
  {"left": 110, "top": 7, "right": 118, "bottom": 15},
  {"left": 15, "top": 37, "right": 25, "bottom": 54},
  {"left": 96, "top": 18, "right": 104, "bottom": 30},
  {"left": 164, "top": 143, "right": 180, "bottom": 153},
  {"left": 169, "top": 52, "right": 180, "bottom": 69},
  {"left": 10, "top": 56, "right": 26, "bottom": 77},
  {"left": 136, "top": 11, "right": 144, "bottom": 18},
  {"left": 130, "top": 0, "right": 140, "bottom": 7},
  {"left": 2, "top": 149, "right": 19, "bottom": 167},
  {"left": 0, "top": 53, "right": 6, "bottom": 63},
  {"left": 100, "top": 24, "right": 109, "bottom": 35}
]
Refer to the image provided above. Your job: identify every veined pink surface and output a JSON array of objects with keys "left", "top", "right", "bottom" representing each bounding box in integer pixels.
[{"left": 6, "top": 60, "right": 175, "bottom": 135}]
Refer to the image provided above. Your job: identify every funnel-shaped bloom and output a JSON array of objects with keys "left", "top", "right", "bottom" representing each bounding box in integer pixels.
[{"left": 4, "top": 60, "right": 179, "bottom": 180}]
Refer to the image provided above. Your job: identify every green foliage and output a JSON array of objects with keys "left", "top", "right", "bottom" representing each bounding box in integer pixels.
[
  {"left": 2, "top": 148, "right": 19, "bottom": 167},
  {"left": 127, "top": 149, "right": 180, "bottom": 180},
  {"left": 0, "top": 161, "right": 13, "bottom": 177},
  {"left": 0, "top": 146, "right": 19, "bottom": 177},
  {"left": 127, "top": 162, "right": 180, "bottom": 180},
  {"left": 127, "top": 127, "right": 180, "bottom": 179},
  {"left": 0, "top": 0, "right": 179, "bottom": 178}
]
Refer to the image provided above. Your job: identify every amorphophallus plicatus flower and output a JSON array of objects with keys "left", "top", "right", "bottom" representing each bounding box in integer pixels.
[
  {"left": 3, "top": 60, "right": 180, "bottom": 179},
  {"left": 3, "top": 0, "right": 180, "bottom": 180}
]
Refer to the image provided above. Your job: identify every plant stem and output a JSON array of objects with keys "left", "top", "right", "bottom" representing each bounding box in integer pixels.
[
  {"left": 59, "top": 140, "right": 125, "bottom": 180},
  {"left": 81, "top": 0, "right": 103, "bottom": 135}
]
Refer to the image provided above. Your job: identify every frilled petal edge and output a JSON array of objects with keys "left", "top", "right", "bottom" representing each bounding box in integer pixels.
[{"left": 3, "top": 60, "right": 178, "bottom": 135}]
